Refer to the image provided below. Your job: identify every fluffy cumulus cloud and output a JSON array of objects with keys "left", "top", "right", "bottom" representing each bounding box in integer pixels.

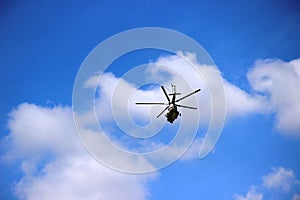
[
  {"left": 85, "top": 53, "right": 300, "bottom": 137},
  {"left": 80, "top": 51, "right": 266, "bottom": 162},
  {"left": 2, "top": 52, "right": 267, "bottom": 199},
  {"left": 4, "top": 103, "right": 79, "bottom": 159},
  {"left": 2, "top": 52, "right": 300, "bottom": 199},
  {"left": 76, "top": 54, "right": 300, "bottom": 172},
  {"left": 86, "top": 51, "right": 263, "bottom": 126},
  {"left": 79, "top": 51, "right": 268, "bottom": 163},
  {"left": 148, "top": 51, "right": 263, "bottom": 120},
  {"left": 151, "top": 54, "right": 300, "bottom": 138},
  {"left": 3, "top": 103, "right": 154, "bottom": 200},
  {"left": 234, "top": 166, "right": 300, "bottom": 200},
  {"left": 293, "top": 194, "right": 300, "bottom": 200},
  {"left": 248, "top": 58, "right": 300, "bottom": 137},
  {"left": 262, "top": 167, "right": 299, "bottom": 192},
  {"left": 234, "top": 186, "right": 263, "bottom": 200}
]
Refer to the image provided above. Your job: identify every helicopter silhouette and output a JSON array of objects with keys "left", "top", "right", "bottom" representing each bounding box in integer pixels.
[{"left": 136, "top": 84, "right": 201, "bottom": 123}]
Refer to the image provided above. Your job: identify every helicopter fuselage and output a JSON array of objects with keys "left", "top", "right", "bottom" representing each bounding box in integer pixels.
[{"left": 165, "top": 104, "right": 179, "bottom": 123}]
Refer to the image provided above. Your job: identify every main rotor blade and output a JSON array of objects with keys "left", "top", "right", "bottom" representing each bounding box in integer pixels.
[
  {"left": 161, "top": 86, "right": 171, "bottom": 103},
  {"left": 156, "top": 106, "right": 169, "bottom": 118},
  {"left": 176, "top": 104, "right": 197, "bottom": 109},
  {"left": 176, "top": 89, "right": 201, "bottom": 102},
  {"left": 136, "top": 103, "right": 167, "bottom": 105}
]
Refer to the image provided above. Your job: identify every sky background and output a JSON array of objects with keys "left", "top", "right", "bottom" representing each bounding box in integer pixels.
[{"left": 1, "top": 0, "right": 300, "bottom": 200}]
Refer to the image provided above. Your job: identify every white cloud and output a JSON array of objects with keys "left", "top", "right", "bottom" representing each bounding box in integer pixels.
[
  {"left": 95, "top": 72, "right": 166, "bottom": 124},
  {"left": 293, "top": 194, "right": 300, "bottom": 200},
  {"left": 148, "top": 54, "right": 300, "bottom": 138},
  {"left": 223, "top": 79, "right": 264, "bottom": 118},
  {"left": 262, "top": 166, "right": 299, "bottom": 192},
  {"left": 149, "top": 51, "right": 263, "bottom": 120},
  {"left": 4, "top": 53, "right": 300, "bottom": 199},
  {"left": 83, "top": 51, "right": 268, "bottom": 132},
  {"left": 248, "top": 58, "right": 300, "bottom": 137},
  {"left": 75, "top": 55, "right": 300, "bottom": 171},
  {"left": 235, "top": 166, "right": 300, "bottom": 199},
  {"left": 78, "top": 51, "right": 265, "bottom": 164},
  {"left": 4, "top": 103, "right": 79, "bottom": 159},
  {"left": 2, "top": 52, "right": 267, "bottom": 199},
  {"left": 234, "top": 186, "right": 263, "bottom": 200},
  {"left": 179, "top": 138, "right": 206, "bottom": 161},
  {"left": 15, "top": 155, "right": 151, "bottom": 200},
  {"left": 84, "top": 51, "right": 263, "bottom": 128},
  {"left": 4, "top": 103, "right": 155, "bottom": 200},
  {"left": 78, "top": 51, "right": 272, "bottom": 163}
]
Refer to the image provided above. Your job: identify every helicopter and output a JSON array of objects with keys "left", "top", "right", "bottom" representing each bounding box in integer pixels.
[{"left": 135, "top": 84, "right": 201, "bottom": 123}]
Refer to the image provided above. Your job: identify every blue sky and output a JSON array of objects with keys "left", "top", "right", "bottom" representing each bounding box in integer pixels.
[{"left": 1, "top": 1, "right": 300, "bottom": 199}]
